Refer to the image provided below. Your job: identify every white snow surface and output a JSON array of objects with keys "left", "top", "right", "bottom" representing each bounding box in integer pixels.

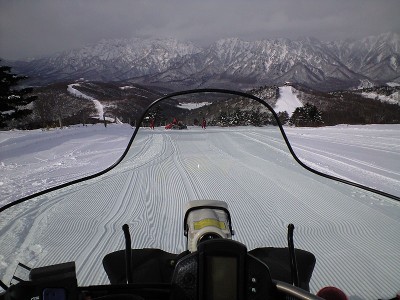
[
  {"left": 119, "top": 86, "right": 134, "bottom": 90},
  {"left": 0, "top": 124, "right": 133, "bottom": 204},
  {"left": 275, "top": 86, "right": 303, "bottom": 116},
  {"left": 361, "top": 91, "right": 400, "bottom": 105},
  {"left": 1, "top": 124, "right": 400, "bottom": 300},
  {"left": 177, "top": 102, "right": 211, "bottom": 110},
  {"left": 68, "top": 84, "right": 113, "bottom": 120},
  {"left": 356, "top": 79, "right": 376, "bottom": 89},
  {"left": 66, "top": 84, "right": 123, "bottom": 123}
]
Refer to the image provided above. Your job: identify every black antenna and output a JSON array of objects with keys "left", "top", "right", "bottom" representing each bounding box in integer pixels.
[
  {"left": 288, "top": 224, "right": 299, "bottom": 287},
  {"left": 122, "top": 224, "right": 133, "bottom": 284}
]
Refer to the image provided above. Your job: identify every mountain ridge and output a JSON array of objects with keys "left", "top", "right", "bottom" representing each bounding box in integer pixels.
[{"left": 6, "top": 32, "right": 400, "bottom": 91}]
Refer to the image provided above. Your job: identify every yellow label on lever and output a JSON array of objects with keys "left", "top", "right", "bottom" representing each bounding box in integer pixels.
[{"left": 194, "top": 218, "right": 226, "bottom": 230}]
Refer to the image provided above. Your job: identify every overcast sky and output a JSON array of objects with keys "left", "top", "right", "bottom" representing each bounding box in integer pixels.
[{"left": 1, "top": 0, "right": 399, "bottom": 60}]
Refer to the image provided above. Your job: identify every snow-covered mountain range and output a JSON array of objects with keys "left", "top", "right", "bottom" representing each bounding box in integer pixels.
[{"left": 7, "top": 32, "right": 400, "bottom": 91}]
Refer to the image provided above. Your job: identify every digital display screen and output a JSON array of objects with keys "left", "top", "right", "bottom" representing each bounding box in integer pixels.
[{"left": 206, "top": 256, "right": 238, "bottom": 300}]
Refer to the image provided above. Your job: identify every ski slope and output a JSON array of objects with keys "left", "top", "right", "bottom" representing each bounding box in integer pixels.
[
  {"left": 67, "top": 84, "right": 122, "bottom": 123},
  {"left": 67, "top": 84, "right": 105, "bottom": 119},
  {"left": 275, "top": 85, "right": 303, "bottom": 116},
  {"left": 1, "top": 125, "right": 400, "bottom": 300}
]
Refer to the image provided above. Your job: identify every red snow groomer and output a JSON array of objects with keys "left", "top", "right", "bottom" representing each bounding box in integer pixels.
[{"left": 165, "top": 118, "right": 187, "bottom": 130}]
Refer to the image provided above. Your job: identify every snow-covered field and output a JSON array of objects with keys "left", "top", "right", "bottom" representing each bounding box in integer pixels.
[
  {"left": 0, "top": 124, "right": 134, "bottom": 205},
  {"left": 1, "top": 123, "right": 400, "bottom": 299},
  {"left": 286, "top": 124, "right": 400, "bottom": 197}
]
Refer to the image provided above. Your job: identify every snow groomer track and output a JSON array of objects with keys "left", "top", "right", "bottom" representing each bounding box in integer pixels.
[{"left": 1, "top": 126, "right": 400, "bottom": 300}]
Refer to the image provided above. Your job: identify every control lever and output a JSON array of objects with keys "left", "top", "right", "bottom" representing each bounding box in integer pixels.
[
  {"left": 122, "top": 224, "right": 133, "bottom": 284},
  {"left": 288, "top": 223, "right": 299, "bottom": 287}
]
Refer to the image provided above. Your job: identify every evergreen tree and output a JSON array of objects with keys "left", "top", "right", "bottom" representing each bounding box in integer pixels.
[
  {"left": 145, "top": 105, "right": 164, "bottom": 127},
  {"left": 289, "top": 103, "right": 323, "bottom": 127},
  {"left": 277, "top": 111, "right": 289, "bottom": 125},
  {"left": 0, "top": 62, "right": 37, "bottom": 128},
  {"left": 250, "top": 110, "right": 262, "bottom": 126},
  {"left": 217, "top": 111, "right": 229, "bottom": 126},
  {"left": 231, "top": 108, "right": 244, "bottom": 126}
]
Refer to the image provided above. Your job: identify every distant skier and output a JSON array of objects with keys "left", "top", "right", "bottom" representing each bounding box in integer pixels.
[
  {"left": 202, "top": 118, "right": 206, "bottom": 129},
  {"left": 150, "top": 118, "right": 155, "bottom": 130}
]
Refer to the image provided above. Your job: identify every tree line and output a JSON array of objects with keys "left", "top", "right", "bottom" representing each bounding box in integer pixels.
[
  {"left": 0, "top": 62, "right": 101, "bottom": 129},
  {"left": 205, "top": 104, "right": 323, "bottom": 127},
  {"left": 1, "top": 62, "right": 399, "bottom": 130},
  {"left": 0, "top": 62, "right": 36, "bottom": 128}
]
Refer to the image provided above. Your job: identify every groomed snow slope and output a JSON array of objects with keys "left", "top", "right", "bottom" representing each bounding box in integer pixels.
[
  {"left": 286, "top": 125, "right": 400, "bottom": 197},
  {"left": 1, "top": 126, "right": 400, "bottom": 300},
  {"left": 275, "top": 86, "right": 303, "bottom": 116},
  {"left": 67, "top": 84, "right": 122, "bottom": 122},
  {"left": 67, "top": 84, "right": 105, "bottom": 119},
  {"left": 0, "top": 124, "right": 134, "bottom": 205}
]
